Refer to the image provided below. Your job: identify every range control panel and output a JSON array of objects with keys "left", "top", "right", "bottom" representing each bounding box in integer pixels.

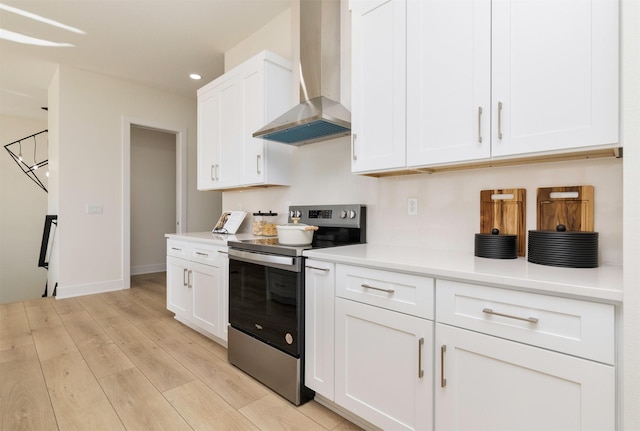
[{"left": 289, "top": 204, "right": 365, "bottom": 228}]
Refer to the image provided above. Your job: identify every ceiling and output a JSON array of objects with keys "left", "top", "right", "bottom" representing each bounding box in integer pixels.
[{"left": 0, "top": 0, "right": 292, "bottom": 121}]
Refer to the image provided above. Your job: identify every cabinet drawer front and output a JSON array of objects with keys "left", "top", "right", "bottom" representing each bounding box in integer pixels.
[
  {"left": 167, "top": 241, "right": 189, "bottom": 259},
  {"left": 190, "top": 245, "right": 222, "bottom": 266},
  {"left": 336, "top": 265, "right": 434, "bottom": 319},
  {"left": 436, "top": 280, "right": 614, "bottom": 364}
]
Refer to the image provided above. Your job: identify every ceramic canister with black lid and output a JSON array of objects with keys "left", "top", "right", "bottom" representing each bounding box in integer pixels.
[
  {"left": 528, "top": 224, "right": 599, "bottom": 268},
  {"left": 475, "top": 228, "right": 518, "bottom": 259}
]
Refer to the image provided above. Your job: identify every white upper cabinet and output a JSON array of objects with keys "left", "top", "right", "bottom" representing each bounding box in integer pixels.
[
  {"left": 491, "top": 0, "right": 619, "bottom": 157},
  {"left": 406, "top": 0, "right": 492, "bottom": 166},
  {"left": 197, "top": 74, "right": 240, "bottom": 190},
  {"left": 351, "top": 0, "right": 407, "bottom": 173},
  {"left": 197, "top": 51, "right": 293, "bottom": 190},
  {"left": 351, "top": 0, "right": 619, "bottom": 174}
]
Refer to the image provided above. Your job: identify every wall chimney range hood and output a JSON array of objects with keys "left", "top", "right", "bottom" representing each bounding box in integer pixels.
[{"left": 253, "top": 0, "right": 350, "bottom": 146}]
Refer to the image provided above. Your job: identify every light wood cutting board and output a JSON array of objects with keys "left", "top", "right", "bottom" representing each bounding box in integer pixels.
[
  {"left": 537, "top": 185, "right": 594, "bottom": 232},
  {"left": 480, "top": 189, "right": 526, "bottom": 257}
]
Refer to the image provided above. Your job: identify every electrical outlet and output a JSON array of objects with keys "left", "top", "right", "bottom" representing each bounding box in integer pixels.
[{"left": 408, "top": 198, "right": 418, "bottom": 216}]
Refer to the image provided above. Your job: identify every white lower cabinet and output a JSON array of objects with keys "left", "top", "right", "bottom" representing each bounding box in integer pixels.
[
  {"left": 335, "top": 297, "right": 433, "bottom": 431},
  {"left": 434, "top": 323, "right": 615, "bottom": 431},
  {"left": 435, "top": 279, "right": 616, "bottom": 431},
  {"left": 305, "top": 260, "right": 336, "bottom": 400},
  {"left": 303, "top": 262, "right": 616, "bottom": 431},
  {"left": 332, "top": 264, "right": 435, "bottom": 431},
  {"left": 166, "top": 240, "right": 228, "bottom": 343}
]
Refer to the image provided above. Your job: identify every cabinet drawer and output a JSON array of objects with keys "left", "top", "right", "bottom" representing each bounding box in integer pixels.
[
  {"left": 190, "top": 244, "right": 222, "bottom": 266},
  {"left": 167, "top": 240, "right": 189, "bottom": 259},
  {"left": 436, "top": 280, "right": 615, "bottom": 364},
  {"left": 336, "top": 264, "right": 434, "bottom": 319}
]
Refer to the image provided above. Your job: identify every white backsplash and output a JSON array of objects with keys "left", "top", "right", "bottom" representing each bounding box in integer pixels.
[{"left": 222, "top": 136, "right": 623, "bottom": 266}]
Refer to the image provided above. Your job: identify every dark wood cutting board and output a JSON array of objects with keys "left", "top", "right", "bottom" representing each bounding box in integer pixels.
[
  {"left": 537, "top": 185, "right": 594, "bottom": 232},
  {"left": 480, "top": 189, "right": 526, "bottom": 257}
]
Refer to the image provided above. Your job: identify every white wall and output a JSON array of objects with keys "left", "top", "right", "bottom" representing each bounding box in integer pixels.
[
  {"left": 621, "top": 0, "right": 640, "bottom": 428},
  {"left": 130, "top": 126, "right": 176, "bottom": 275},
  {"left": 0, "top": 115, "right": 48, "bottom": 303},
  {"left": 48, "top": 66, "right": 221, "bottom": 298}
]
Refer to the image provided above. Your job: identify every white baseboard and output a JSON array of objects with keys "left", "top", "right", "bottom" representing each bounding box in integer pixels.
[
  {"left": 55, "top": 279, "right": 125, "bottom": 299},
  {"left": 131, "top": 263, "right": 166, "bottom": 275}
]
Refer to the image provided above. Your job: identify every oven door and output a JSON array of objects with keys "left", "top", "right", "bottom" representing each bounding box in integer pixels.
[{"left": 228, "top": 250, "right": 304, "bottom": 357}]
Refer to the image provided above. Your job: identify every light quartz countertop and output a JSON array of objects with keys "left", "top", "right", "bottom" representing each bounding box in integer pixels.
[
  {"left": 164, "top": 234, "right": 622, "bottom": 303},
  {"left": 304, "top": 244, "right": 623, "bottom": 303},
  {"left": 165, "top": 231, "right": 256, "bottom": 247}
]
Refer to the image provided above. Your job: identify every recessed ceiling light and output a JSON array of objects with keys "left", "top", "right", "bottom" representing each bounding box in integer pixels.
[{"left": 189, "top": 73, "right": 202, "bottom": 80}]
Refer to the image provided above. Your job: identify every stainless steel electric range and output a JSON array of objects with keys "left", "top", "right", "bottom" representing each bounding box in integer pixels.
[{"left": 227, "top": 204, "right": 366, "bottom": 405}]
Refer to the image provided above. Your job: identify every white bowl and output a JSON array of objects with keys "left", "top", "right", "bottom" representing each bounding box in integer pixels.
[{"left": 276, "top": 222, "right": 318, "bottom": 246}]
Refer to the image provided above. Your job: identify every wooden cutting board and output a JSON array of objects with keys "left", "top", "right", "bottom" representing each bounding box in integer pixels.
[
  {"left": 480, "top": 189, "right": 526, "bottom": 257},
  {"left": 537, "top": 185, "right": 594, "bottom": 232}
]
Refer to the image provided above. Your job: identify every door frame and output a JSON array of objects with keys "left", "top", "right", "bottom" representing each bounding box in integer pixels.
[{"left": 122, "top": 116, "right": 187, "bottom": 289}]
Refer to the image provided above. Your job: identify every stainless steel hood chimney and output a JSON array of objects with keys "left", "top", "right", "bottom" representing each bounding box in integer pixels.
[{"left": 253, "top": 0, "right": 350, "bottom": 145}]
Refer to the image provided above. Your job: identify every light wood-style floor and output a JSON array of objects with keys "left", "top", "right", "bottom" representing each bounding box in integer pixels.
[{"left": 1, "top": 272, "right": 362, "bottom": 431}]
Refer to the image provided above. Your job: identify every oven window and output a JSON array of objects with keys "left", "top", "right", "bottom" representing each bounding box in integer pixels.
[{"left": 229, "top": 259, "right": 303, "bottom": 357}]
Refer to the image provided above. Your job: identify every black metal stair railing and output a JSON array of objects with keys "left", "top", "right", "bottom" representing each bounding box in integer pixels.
[{"left": 4, "top": 129, "right": 48, "bottom": 192}]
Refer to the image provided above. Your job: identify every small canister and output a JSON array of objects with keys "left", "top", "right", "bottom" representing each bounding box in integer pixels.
[
  {"left": 252, "top": 211, "right": 278, "bottom": 237},
  {"left": 474, "top": 228, "right": 518, "bottom": 259}
]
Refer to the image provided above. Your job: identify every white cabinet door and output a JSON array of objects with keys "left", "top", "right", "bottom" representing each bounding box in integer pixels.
[
  {"left": 406, "top": 0, "right": 491, "bottom": 166},
  {"left": 166, "top": 256, "right": 189, "bottom": 318},
  {"left": 238, "top": 65, "right": 265, "bottom": 186},
  {"left": 335, "top": 297, "right": 433, "bottom": 431},
  {"left": 304, "top": 260, "right": 335, "bottom": 400},
  {"left": 189, "top": 260, "right": 220, "bottom": 337},
  {"left": 196, "top": 84, "right": 220, "bottom": 191},
  {"left": 491, "top": 0, "right": 618, "bottom": 157},
  {"left": 435, "top": 323, "right": 615, "bottom": 431},
  {"left": 351, "top": 0, "right": 406, "bottom": 173},
  {"left": 218, "top": 249, "right": 229, "bottom": 343},
  {"left": 197, "top": 74, "right": 240, "bottom": 190},
  {"left": 236, "top": 56, "right": 293, "bottom": 188}
]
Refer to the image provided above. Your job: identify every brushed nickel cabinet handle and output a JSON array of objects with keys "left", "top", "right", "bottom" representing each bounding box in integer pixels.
[
  {"left": 211, "top": 164, "right": 216, "bottom": 181},
  {"left": 256, "top": 154, "right": 261, "bottom": 174},
  {"left": 482, "top": 308, "right": 539, "bottom": 323},
  {"left": 478, "top": 106, "right": 483, "bottom": 143},
  {"left": 183, "top": 268, "right": 188, "bottom": 286},
  {"left": 352, "top": 133, "right": 358, "bottom": 161},
  {"left": 418, "top": 337, "right": 425, "bottom": 378},
  {"left": 498, "top": 101, "right": 503, "bottom": 139},
  {"left": 306, "top": 266, "right": 330, "bottom": 272},
  {"left": 361, "top": 283, "right": 395, "bottom": 294},
  {"left": 441, "top": 345, "right": 447, "bottom": 388},
  {"left": 171, "top": 247, "right": 182, "bottom": 251},
  {"left": 195, "top": 252, "right": 209, "bottom": 257},
  {"left": 187, "top": 270, "right": 193, "bottom": 288},
  {"left": 218, "top": 250, "right": 228, "bottom": 255}
]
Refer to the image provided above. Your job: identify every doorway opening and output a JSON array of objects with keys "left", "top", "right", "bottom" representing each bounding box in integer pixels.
[{"left": 123, "top": 118, "right": 187, "bottom": 289}]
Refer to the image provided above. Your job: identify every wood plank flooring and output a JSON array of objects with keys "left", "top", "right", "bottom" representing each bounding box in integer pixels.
[{"left": 0, "top": 272, "right": 362, "bottom": 431}]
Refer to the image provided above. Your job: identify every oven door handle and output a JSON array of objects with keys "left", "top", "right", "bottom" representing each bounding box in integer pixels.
[{"left": 228, "top": 248, "right": 296, "bottom": 268}]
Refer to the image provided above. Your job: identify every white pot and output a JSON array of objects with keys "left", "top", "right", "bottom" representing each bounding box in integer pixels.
[{"left": 276, "top": 219, "right": 319, "bottom": 245}]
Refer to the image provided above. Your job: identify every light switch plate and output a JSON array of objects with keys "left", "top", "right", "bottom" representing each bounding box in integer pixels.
[{"left": 87, "top": 204, "right": 103, "bottom": 214}]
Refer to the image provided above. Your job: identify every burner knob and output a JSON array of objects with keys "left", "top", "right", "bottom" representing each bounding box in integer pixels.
[
  {"left": 290, "top": 210, "right": 302, "bottom": 218},
  {"left": 349, "top": 210, "right": 357, "bottom": 219},
  {"left": 340, "top": 210, "right": 347, "bottom": 219}
]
